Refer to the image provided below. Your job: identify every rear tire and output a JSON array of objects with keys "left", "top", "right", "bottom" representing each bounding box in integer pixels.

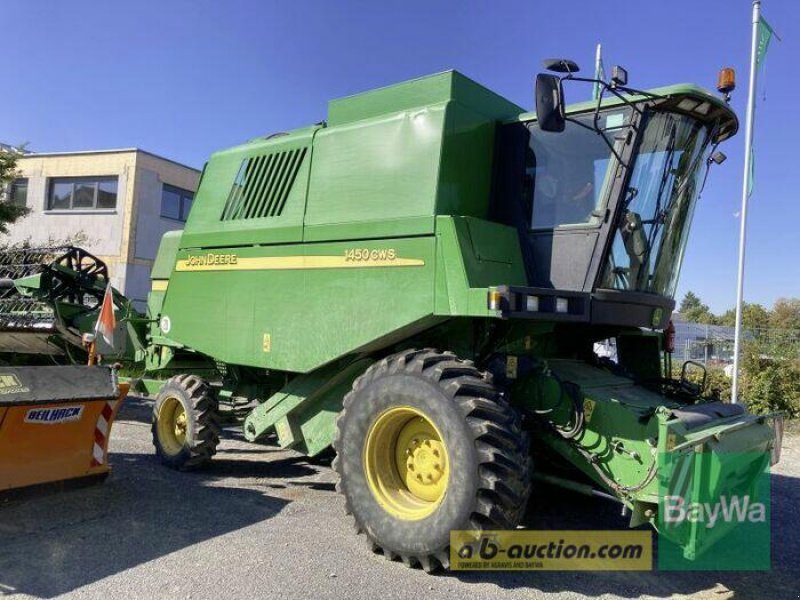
[
  {"left": 152, "top": 375, "right": 221, "bottom": 470},
  {"left": 333, "top": 349, "right": 532, "bottom": 572}
]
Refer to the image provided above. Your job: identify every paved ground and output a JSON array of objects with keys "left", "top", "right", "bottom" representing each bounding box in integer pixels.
[{"left": 0, "top": 397, "right": 798, "bottom": 600}]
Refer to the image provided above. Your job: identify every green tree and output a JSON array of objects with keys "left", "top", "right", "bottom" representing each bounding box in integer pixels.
[
  {"left": 0, "top": 146, "right": 29, "bottom": 234},
  {"left": 769, "top": 298, "right": 800, "bottom": 332},
  {"left": 740, "top": 337, "right": 800, "bottom": 418},
  {"left": 679, "top": 291, "right": 702, "bottom": 313},
  {"left": 678, "top": 291, "right": 717, "bottom": 324},
  {"left": 718, "top": 302, "right": 770, "bottom": 331},
  {"left": 717, "top": 309, "right": 734, "bottom": 327}
]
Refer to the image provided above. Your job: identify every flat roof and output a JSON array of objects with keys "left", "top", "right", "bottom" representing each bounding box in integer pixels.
[{"left": 19, "top": 148, "right": 201, "bottom": 173}]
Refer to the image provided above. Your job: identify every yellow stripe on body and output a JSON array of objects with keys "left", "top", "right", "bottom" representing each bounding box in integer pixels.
[{"left": 175, "top": 255, "right": 425, "bottom": 272}]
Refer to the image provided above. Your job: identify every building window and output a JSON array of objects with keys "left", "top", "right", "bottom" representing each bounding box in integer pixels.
[
  {"left": 47, "top": 177, "right": 118, "bottom": 210},
  {"left": 9, "top": 178, "right": 28, "bottom": 207},
  {"left": 161, "top": 184, "right": 194, "bottom": 221}
]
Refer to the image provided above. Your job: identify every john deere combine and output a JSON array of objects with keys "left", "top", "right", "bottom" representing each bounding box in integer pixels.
[{"left": 0, "top": 63, "right": 781, "bottom": 570}]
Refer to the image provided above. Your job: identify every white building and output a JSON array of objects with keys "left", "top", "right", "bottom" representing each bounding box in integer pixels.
[{"left": 4, "top": 148, "right": 200, "bottom": 306}]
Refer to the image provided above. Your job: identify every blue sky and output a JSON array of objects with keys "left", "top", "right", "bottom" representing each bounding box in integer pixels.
[{"left": 4, "top": 0, "right": 797, "bottom": 312}]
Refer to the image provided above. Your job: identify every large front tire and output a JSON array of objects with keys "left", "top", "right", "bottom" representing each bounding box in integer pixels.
[
  {"left": 332, "top": 349, "right": 532, "bottom": 572},
  {"left": 152, "top": 375, "right": 221, "bottom": 470}
]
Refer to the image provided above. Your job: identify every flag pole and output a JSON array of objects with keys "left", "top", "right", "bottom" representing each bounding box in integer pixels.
[
  {"left": 731, "top": 0, "right": 761, "bottom": 404},
  {"left": 594, "top": 43, "right": 602, "bottom": 99},
  {"left": 595, "top": 43, "right": 602, "bottom": 77}
]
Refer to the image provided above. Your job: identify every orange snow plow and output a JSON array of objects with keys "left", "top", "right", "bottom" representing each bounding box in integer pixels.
[{"left": 0, "top": 365, "right": 128, "bottom": 493}]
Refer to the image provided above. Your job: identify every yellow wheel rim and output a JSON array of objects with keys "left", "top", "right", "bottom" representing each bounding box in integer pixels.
[
  {"left": 157, "top": 396, "right": 188, "bottom": 457},
  {"left": 363, "top": 406, "right": 449, "bottom": 521}
]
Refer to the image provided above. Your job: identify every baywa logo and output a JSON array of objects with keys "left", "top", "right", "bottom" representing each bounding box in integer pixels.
[
  {"left": 657, "top": 451, "right": 771, "bottom": 571},
  {"left": 25, "top": 406, "right": 84, "bottom": 424},
  {"left": 662, "top": 494, "right": 766, "bottom": 529},
  {"left": 0, "top": 374, "right": 30, "bottom": 395}
]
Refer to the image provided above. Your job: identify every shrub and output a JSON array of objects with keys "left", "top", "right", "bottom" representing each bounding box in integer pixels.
[{"left": 672, "top": 343, "right": 799, "bottom": 418}]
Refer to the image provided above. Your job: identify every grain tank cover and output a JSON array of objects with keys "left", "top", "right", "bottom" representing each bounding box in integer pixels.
[
  {"left": 326, "top": 70, "right": 524, "bottom": 126},
  {"left": 301, "top": 71, "right": 526, "bottom": 243}
]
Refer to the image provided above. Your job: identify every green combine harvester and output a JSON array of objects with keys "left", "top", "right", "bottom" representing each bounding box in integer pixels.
[{"left": 0, "top": 61, "right": 782, "bottom": 570}]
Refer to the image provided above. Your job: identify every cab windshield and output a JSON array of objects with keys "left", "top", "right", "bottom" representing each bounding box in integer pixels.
[{"left": 599, "top": 111, "right": 713, "bottom": 297}]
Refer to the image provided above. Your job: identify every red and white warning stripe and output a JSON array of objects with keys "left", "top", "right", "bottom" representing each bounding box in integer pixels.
[{"left": 90, "top": 399, "right": 119, "bottom": 467}]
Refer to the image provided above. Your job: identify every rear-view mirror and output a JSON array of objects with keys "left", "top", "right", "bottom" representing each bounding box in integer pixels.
[{"left": 535, "top": 74, "right": 565, "bottom": 133}]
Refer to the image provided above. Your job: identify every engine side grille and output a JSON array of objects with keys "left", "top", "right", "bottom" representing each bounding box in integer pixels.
[{"left": 220, "top": 148, "right": 307, "bottom": 221}]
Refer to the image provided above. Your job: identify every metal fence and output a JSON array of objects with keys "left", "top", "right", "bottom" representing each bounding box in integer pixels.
[{"left": 673, "top": 319, "right": 800, "bottom": 365}]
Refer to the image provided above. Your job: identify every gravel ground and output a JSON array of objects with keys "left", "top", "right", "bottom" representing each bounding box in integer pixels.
[{"left": 0, "top": 397, "right": 798, "bottom": 600}]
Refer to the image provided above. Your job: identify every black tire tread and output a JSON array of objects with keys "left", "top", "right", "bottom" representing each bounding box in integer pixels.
[
  {"left": 332, "top": 348, "right": 532, "bottom": 573},
  {"left": 152, "top": 374, "right": 221, "bottom": 470}
]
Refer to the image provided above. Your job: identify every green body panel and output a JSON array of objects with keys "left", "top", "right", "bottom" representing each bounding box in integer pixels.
[
  {"left": 151, "top": 231, "right": 182, "bottom": 279},
  {"left": 656, "top": 416, "right": 774, "bottom": 560},
  {"left": 303, "top": 103, "right": 445, "bottom": 240},
  {"left": 243, "top": 356, "right": 373, "bottom": 456},
  {"left": 434, "top": 216, "right": 527, "bottom": 316},
  {"left": 160, "top": 236, "right": 439, "bottom": 372},
  {"left": 147, "top": 231, "right": 183, "bottom": 341},
  {"left": 124, "top": 376, "right": 170, "bottom": 396},
  {"left": 157, "top": 212, "right": 526, "bottom": 372}
]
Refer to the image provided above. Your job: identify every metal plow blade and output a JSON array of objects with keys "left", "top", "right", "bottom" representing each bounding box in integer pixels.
[{"left": 0, "top": 365, "right": 129, "bottom": 493}]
